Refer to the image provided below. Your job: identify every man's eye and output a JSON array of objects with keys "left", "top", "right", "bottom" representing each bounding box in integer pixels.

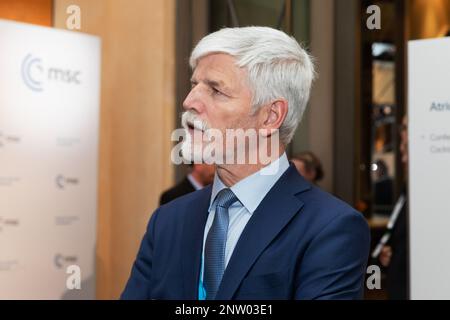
[{"left": 212, "top": 87, "right": 223, "bottom": 95}]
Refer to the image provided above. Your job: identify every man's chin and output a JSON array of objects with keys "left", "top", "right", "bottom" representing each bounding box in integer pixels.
[
  {"left": 181, "top": 141, "right": 203, "bottom": 164},
  {"left": 181, "top": 142, "right": 225, "bottom": 165}
]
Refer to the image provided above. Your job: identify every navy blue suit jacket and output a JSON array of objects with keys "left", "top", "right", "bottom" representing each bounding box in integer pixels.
[{"left": 121, "top": 165, "right": 370, "bottom": 300}]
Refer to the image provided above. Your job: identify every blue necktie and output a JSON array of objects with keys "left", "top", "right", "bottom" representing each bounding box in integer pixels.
[{"left": 204, "top": 188, "right": 238, "bottom": 300}]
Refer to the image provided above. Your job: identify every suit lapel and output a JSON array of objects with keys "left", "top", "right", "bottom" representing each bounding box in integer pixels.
[
  {"left": 180, "top": 185, "right": 212, "bottom": 299},
  {"left": 215, "top": 165, "right": 311, "bottom": 299}
]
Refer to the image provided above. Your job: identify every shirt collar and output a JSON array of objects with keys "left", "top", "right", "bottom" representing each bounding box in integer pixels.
[
  {"left": 209, "top": 153, "right": 290, "bottom": 214},
  {"left": 187, "top": 173, "right": 203, "bottom": 191}
]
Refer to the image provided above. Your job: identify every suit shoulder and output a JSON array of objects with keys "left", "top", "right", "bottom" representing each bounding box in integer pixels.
[
  {"left": 298, "top": 185, "right": 368, "bottom": 229},
  {"left": 158, "top": 185, "right": 212, "bottom": 217},
  {"left": 160, "top": 178, "right": 195, "bottom": 204}
]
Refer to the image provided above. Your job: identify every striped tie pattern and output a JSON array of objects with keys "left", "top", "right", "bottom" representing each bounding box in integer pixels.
[{"left": 204, "top": 188, "right": 238, "bottom": 300}]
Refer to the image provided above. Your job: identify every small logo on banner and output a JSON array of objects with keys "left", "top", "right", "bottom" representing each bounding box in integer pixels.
[
  {"left": 21, "top": 54, "right": 82, "bottom": 92},
  {"left": 0, "top": 131, "right": 22, "bottom": 149},
  {"left": 55, "top": 174, "right": 79, "bottom": 189},
  {"left": 0, "top": 216, "right": 20, "bottom": 233},
  {"left": 21, "top": 54, "right": 44, "bottom": 92},
  {"left": 54, "top": 253, "right": 78, "bottom": 269}
]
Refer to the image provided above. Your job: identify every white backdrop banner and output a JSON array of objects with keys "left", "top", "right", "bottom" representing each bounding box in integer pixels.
[
  {"left": 0, "top": 19, "right": 100, "bottom": 299},
  {"left": 408, "top": 37, "right": 450, "bottom": 299}
]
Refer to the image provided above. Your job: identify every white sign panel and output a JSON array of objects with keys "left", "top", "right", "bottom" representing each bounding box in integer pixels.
[
  {"left": 408, "top": 37, "right": 450, "bottom": 299},
  {"left": 0, "top": 19, "right": 100, "bottom": 299}
]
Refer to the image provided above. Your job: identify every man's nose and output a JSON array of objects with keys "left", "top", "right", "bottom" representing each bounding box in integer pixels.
[{"left": 182, "top": 85, "right": 205, "bottom": 113}]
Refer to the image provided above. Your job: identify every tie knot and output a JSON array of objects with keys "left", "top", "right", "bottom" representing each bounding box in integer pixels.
[{"left": 215, "top": 188, "right": 238, "bottom": 209}]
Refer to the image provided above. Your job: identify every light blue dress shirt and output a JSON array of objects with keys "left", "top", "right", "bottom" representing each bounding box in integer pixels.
[
  {"left": 187, "top": 173, "right": 203, "bottom": 191},
  {"left": 198, "top": 153, "right": 290, "bottom": 299}
]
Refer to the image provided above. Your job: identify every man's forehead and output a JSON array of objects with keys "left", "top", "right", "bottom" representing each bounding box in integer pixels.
[
  {"left": 192, "top": 53, "right": 243, "bottom": 84},
  {"left": 196, "top": 52, "right": 237, "bottom": 68}
]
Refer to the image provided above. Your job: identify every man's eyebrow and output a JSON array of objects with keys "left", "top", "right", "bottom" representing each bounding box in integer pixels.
[
  {"left": 207, "top": 79, "right": 234, "bottom": 94},
  {"left": 205, "top": 79, "right": 225, "bottom": 88},
  {"left": 190, "top": 78, "right": 231, "bottom": 92}
]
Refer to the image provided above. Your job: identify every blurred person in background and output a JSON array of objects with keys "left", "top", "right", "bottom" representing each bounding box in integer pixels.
[
  {"left": 379, "top": 115, "right": 408, "bottom": 300},
  {"left": 160, "top": 163, "right": 215, "bottom": 205},
  {"left": 291, "top": 151, "right": 324, "bottom": 184},
  {"left": 373, "top": 159, "right": 394, "bottom": 214}
]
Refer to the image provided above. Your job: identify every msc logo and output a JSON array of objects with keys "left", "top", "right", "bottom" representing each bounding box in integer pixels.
[
  {"left": 21, "top": 54, "right": 81, "bottom": 92},
  {"left": 21, "top": 54, "right": 44, "bottom": 92},
  {"left": 54, "top": 253, "right": 78, "bottom": 269},
  {"left": 55, "top": 174, "right": 80, "bottom": 189}
]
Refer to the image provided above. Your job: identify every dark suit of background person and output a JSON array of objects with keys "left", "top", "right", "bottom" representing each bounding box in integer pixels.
[
  {"left": 160, "top": 164, "right": 215, "bottom": 205},
  {"left": 122, "top": 162, "right": 370, "bottom": 300},
  {"left": 160, "top": 177, "right": 196, "bottom": 205},
  {"left": 386, "top": 189, "right": 408, "bottom": 300},
  {"left": 378, "top": 116, "right": 409, "bottom": 300}
]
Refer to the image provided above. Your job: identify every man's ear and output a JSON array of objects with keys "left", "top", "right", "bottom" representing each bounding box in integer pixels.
[{"left": 260, "top": 99, "right": 288, "bottom": 137}]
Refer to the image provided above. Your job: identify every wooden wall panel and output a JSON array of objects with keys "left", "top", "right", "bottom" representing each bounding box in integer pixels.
[
  {"left": 53, "top": 0, "right": 175, "bottom": 299},
  {"left": 0, "top": 0, "right": 52, "bottom": 26},
  {"left": 409, "top": 0, "right": 450, "bottom": 39}
]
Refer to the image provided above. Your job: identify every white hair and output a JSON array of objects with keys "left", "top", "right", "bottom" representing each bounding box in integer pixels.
[{"left": 189, "top": 26, "right": 316, "bottom": 145}]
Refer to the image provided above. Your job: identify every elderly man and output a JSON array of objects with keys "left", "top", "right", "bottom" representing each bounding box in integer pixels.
[{"left": 122, "top": 27, "right": 370, "bottom": 300}]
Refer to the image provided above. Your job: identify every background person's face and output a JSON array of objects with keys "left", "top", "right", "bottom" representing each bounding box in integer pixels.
[
  {"left": 292, "top": 159, "right": 316, "bottom": 183},
  {"left": 182, "top": 53, "right": 257, "bottom": 162}
]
